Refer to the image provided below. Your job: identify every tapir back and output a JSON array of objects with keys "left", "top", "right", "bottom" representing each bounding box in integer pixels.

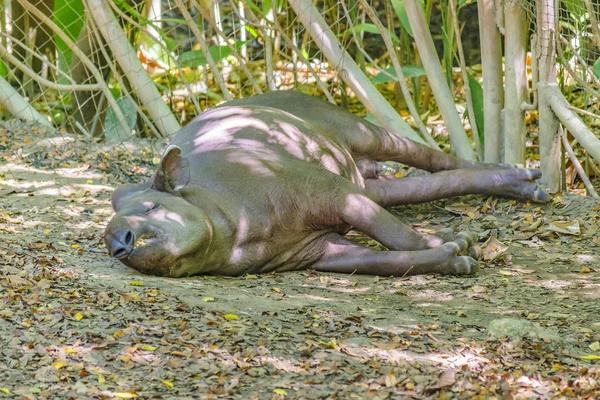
[{"left": 166, "top": 103, "right": 364, "bottom": 192}]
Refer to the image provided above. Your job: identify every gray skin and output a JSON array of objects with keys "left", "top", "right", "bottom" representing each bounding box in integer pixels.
[{"left": 105, "top": 91, "right": 550, "bottom": 278}]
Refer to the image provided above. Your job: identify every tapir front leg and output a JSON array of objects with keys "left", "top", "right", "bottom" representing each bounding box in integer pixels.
[
  {"left": 313, "top": 233, "right": 478, "bottom": 276},
  {"left": 339, "top": 191, "right": 446, "bottom": 250},
  {"left": 365, "top": 168, "right": 551, "bottom": 206}
]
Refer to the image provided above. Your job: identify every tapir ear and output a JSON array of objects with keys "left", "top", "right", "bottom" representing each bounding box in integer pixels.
[{"left": 152, "top": 145, "right": 191, "bottom": 193}]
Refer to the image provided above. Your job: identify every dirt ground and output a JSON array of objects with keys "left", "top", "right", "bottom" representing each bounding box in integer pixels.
[{"left": 1, "top": 122, "right": 600, "bottom": 399}]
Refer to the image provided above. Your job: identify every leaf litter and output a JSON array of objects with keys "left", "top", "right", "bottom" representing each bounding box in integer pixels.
[{"left": 1, "top": 121, "right": 600, "bottom": 398}]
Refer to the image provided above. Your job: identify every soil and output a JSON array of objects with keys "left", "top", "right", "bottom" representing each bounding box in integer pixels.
[{"left": 1, "top": 121, "right": 600, "bottom": 399}]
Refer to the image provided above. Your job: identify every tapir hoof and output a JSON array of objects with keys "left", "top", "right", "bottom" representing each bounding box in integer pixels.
[
  {"left": 439, "top": 232, "right": 479, "bottom": 275},
  {"left": 449, "top": 256, "right": 479, "bottom": 275},
  {"left": 512, "top": 169, "right": 552, "bottom": 203}
]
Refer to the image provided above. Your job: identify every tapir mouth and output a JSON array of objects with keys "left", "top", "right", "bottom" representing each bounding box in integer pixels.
[
  {"left": 107, "top": 230, "right": 158, "bottom": 260},
  {"left": 129, "top": 232, "right": 158, "bottom": 256}
]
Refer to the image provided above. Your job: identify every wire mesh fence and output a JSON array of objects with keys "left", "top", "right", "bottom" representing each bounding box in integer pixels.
[{"left": 0, "top": 0, "right": 598, "bottom": 142}]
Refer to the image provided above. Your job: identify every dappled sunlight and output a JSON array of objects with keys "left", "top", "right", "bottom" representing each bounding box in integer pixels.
[
  {"left": 318, "top": 285, "right": 374, "bottom": 294},
  {"left": 33, "top": 183, "right": 113, "bottom": 198},
  {"left": 530, "top": 279, "right": 575, "bottom": 290},
  {"left": 225, "top": 149, "right": 277, "bottom": 177},
  {"left": 408, "top": 289, "right": 455, "bottom": 302},
  {"left": 575, "top": 253, "right": 600, "bottom": 264},
  {"left": 290, "top": 293, "right": 352, "bottom": 303},
  {"left": 179, "top": 106, "right": 357, "bottom": 180},
  {"left": 0, "top": 162, "right": 105, "bottom": 181},
  {"left": 0, "top": 177, "right": 56, "bottom": 190},
  {"left": 257, "top": 355, "right": 307, "bottom": 374}
]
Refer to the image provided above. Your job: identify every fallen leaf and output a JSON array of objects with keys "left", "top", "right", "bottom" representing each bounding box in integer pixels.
[{"left": 548, "top": 220, "right": 580, "bottom": 235}]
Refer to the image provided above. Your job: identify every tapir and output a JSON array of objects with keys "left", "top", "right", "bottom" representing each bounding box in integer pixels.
[{"left": 105, "top": 91, "right": 549, "bottom": 277}]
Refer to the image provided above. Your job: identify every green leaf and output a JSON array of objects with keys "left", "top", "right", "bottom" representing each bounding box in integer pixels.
[
  {"left": 466, "top": 72, "right": 485, "bottom": 146},
  {"left": 458, "top": 0, "right": 476, "bottom": 8},
  {"left": 262, "top": 0, "right": 272, "bottom": 15},
  {"left": 593, "top": 57, "right": 600, "bottom": 80},
  {"left": 53, "top": 0, "right": 85, "bottom": 70},
  {"left": 346, "top": 23, "right": 400, "bottom": 44},
  {"left": 0, "top": 57, "right": 6, "bottom": 77},
  {"left": 581, "top": 354, "right": 600, "bottom": 360},
  {"left": 391, "top": 0, "right": 413, "bottom": 37},
  {"left": 245, "top": 0, "right": 264, "bottom": 17},
  {"left": 371, "top": 66, "right": 426, "bottom": 83},
  {"left": 105, "top": 96, "right": 138, "bottom": 141},
  {"left": 178, "top": 42, "right": 247, "bottom": 68},
  {"left": 562, "top": 0, "right": 587, "bottom": 20}
]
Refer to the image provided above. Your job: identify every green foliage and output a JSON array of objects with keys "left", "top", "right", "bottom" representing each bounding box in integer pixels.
[
  {"left": 114, "top": 0, "right": 177, "bottom": 52},
  {"left": 345, "top": 23, "right": 400, "bottom": 44},
  {"left": 53, "top": 0, "right": 85, "bottom": 76},
  {"left": 178, "top": 42, "right": 247, "bottom": 68},
  {"left": 105, "top": 96, "right": 138, "bottom": 141},
  {"left": 562, "top": 0, "right": 587, "bottom": 21},
  {"left": 390, "top": 0, "right": 413, "bottom": 37},
  {"left": 593, "top": 57, "right": 600, "bottom": 79},
  {"left": 261, "top": 0, "right": 286, "bottom": 16},
  {"left": 466, "top": 72, "right": 485, "bottom": 146},
  {"left": 371, "top": 66, "right": 426, "bottom": 83}
]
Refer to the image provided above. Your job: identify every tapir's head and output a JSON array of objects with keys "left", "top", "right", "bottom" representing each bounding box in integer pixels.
[{"left": 105, "top": 146, "right": 212, "bottom": 277}]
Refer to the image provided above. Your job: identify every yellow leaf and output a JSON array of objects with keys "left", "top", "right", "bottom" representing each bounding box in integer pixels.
[
  {"left": 71, "top": 244, "right": 80, "bottom": 249},
  {"left": 0, "top": 388, "right": 10, "bottom": 394},
  {"left": 64, "top": 348, "right": 78, "bottom": 354},
  {"left": 128, "top": 281, "right": 143, "bottom": 286},
  {"left": 580, "top": 266, "right": 592, "bottom": 273},
  {"left": 580, "top": 354, "right": 600, "bottom": 360},
  {"left": 75, "top": 313, "right": 83, "bottom": 321},
  {"left": 223, "top": 313, "right": 239, "bottom": 320},
  {"left": 86, "top": 180, "right": 93, "bottom": 184},
  {"left": 161, "top": 380, "right": 174, "bottom": 388},
  {"left": 273, "top": 388, "right": 287, "bottom": 396},
  {"left": 202, "top": 297, "right": 215, "bottom": 302},
  {"left": 142, "top": 345, "right": 157, "bottom": 351},
  {"left": 114, "top": 392, "right": 138, "bottom": 399},
  {"left": 552, "top": 363, "right": 564, "bottom": 371},
  {"left": 44, "top": 229, "right": 51, "bottom": 234},
  {"left": 98, "top": 374, "right": 105, "bottom": 383},
  {"left": 114, "top": 330, "right": 124, "bottom": 338},
  {"left": 590, "top": 342, "right": 600, "bottom": 351},
  {"left": 319, "top": 339, "right": 338, "bottom": 349},
  {"left": 385, "top": 371, "right": 398, "bottom": 387},
  {"left": 52, "top": 361, "right": 66, "bottom": 369}
]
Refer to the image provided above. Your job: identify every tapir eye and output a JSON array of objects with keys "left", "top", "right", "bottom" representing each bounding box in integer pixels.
[{"left": 144, "top": 204, "right": 160, "bottom": 214}]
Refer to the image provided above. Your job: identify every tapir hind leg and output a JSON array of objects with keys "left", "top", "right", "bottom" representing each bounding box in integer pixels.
[
  {"left": 345, "top": 124, "right": 508, "bottom": 172},
  {"left": 312, "top": 233, "right": 478, "bottom": 276},
  {"left": 364, "top": 168, "right": 551, "bottom": 206}
]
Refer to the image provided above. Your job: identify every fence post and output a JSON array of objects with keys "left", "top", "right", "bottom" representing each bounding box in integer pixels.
[
  {"left": 478, "top": 0, "right": 504, "bottom": 163},
  {"left": 536, "top": 0, "right": 561, "bottom": 192},
  {"left": 503, "top": 0, "right": 528, "bottom": 165}
]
